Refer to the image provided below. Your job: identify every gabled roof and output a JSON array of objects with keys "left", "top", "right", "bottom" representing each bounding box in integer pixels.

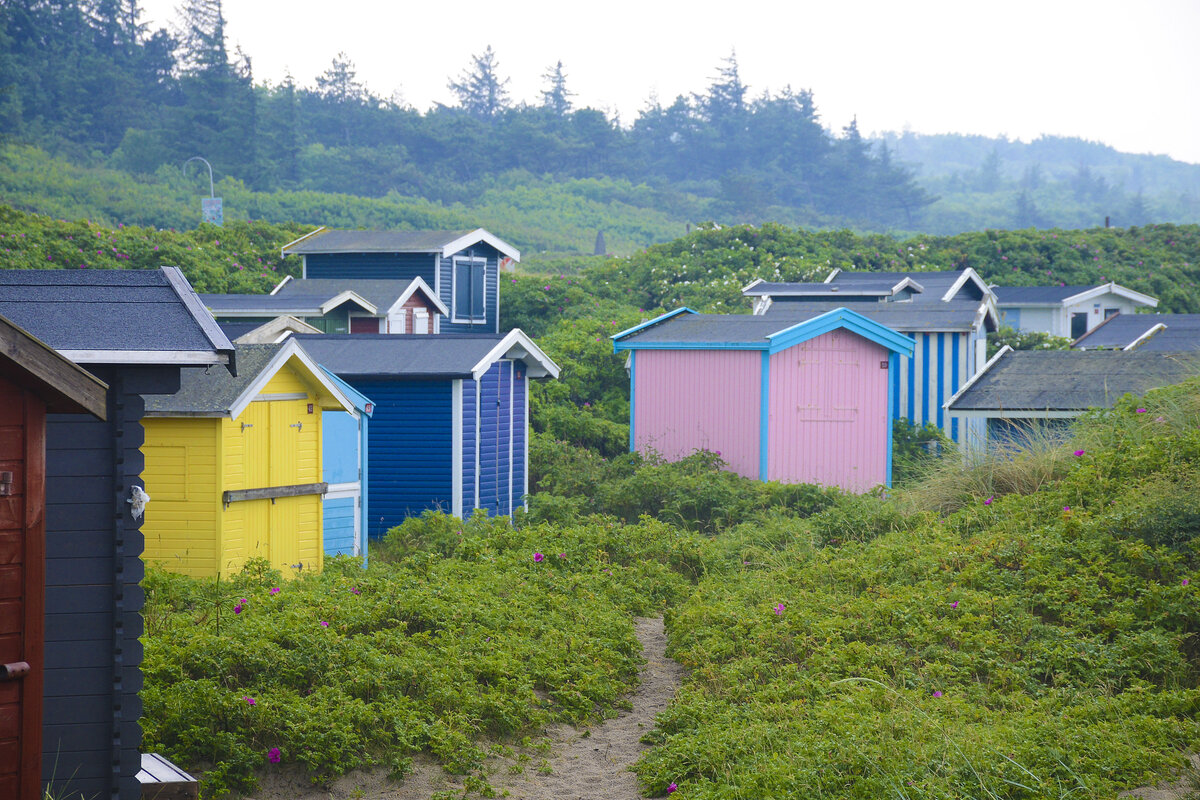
[
  {"left": 296, "top": 329, "right": 560, "bottom": 381},
  {"left": 828, "top": 268, "right": 992, "bottom": 304},
  {"left": 203, "top": 277, "right": 449, "bottom": 319},
  {"left": 0, "top": 314, "right": 108, "bottom": 418},
  {"left": 763, "top": 299, "right": 997, "bottom": 333},
  {"left": 143, "top": 339, "right": 354, "bottom": 419},
  {"left": 742, "top": 276, "right": 924, "bottom": 298},
  {"left": 993, "top": 282, "right": 1158, "bottom": 308},
  {"left": 0, "top": 267, "right": 234, "bottom": 367},
  {"left": 221, "top": 315, "right": 323, "bottom": 344},
  {"left": 945, "top": 349, "right": 1200, "bottom": 414},
  {"left": 611, "top": 307, "right": 914, "bottom": 357},
  {"left": 1072, "top": 313, "right": 1200, "bottom": 352},
  {"left": 280, "top": 227, "right": 521, "bottom": 262},
  {"left": 320, "top": 368, "right": 374, "bottom": 416}
]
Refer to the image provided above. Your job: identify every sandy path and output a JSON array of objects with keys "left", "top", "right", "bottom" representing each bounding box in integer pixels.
[{"left": 248, "top": 616, "right": 684, "bottom": 800}]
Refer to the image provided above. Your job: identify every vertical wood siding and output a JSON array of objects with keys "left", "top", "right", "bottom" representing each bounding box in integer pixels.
[
  {"left": 350, "top": 379, "right": 453, "bottom": 538},
  {"left": 633, "top": 350, "right": 761, "bottom": 479},
  {"left": 892, "top": 331, "right": 973, "bottom": 443},
  {"left": 477, "top": 363, "right": 502, "bottom": 514},
  {"left": 768, "top": 331, "right": 890, "bottom": 492},
  {"left": 43, "top": 365, "right": 175, "bottom": 800},
  {"left": 511, "top": 368, "right": 526, "bottom": 512},
  {"left": 140, "top": 418, "right": 219, "bottom": 577},
  {"left": 461, "top": 379, "right": 476, "bottom": 516}
]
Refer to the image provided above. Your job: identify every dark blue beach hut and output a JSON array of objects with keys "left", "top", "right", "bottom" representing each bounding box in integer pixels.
[
  {"left": 297, "top": 331, "right": 559, "bottom": 536},
  {"left": 0, "top": 267, "right": 233, "bottom": 800},
  {"left": 280, "top": 228, "right": 520, "bottom": 335}
]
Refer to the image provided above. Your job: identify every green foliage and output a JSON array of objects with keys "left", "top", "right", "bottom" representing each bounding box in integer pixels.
[
  {"left": 142, "top": 515, "right": 707, "bottom": 797},
  {"left": 635, "top": 384, "right": 1200, "bottom": 798},
  {"left": 891, "top": 419, "right": 953, "bottom": 486},
  {"left": 987, "top": 325, "right": 1074, "bottom": 358}
]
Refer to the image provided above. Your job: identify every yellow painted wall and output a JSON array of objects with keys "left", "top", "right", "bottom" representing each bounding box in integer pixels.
[
  {"left": 141, "top": 417, "right": 221, "bottom": 578},
  {"left": 142, "top": 359, "right": 325, "bottom": 579}
]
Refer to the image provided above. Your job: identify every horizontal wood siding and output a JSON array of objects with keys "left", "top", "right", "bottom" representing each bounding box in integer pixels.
[
  {"left": 140, "top": 418, "right": 220, "bottom": 577},
  {"left": 349, "top": 379, "right": 452, "bottom": 538},
  {"left": 633, "top": 350, "right": 761, "bottom": 479},
  {"left": 511, "top": 368, "right": 526, "bottom": 512},
  {"left": 461, "top": 379, "right": 476, "bottom": 514},
  {"left": 323, "top": 497, "right": 356, "bottom": 556},
  {"left": 43, "top": 365, "right": 177, "bottom": 800},
  {"left": 439, "top": 246, "right": 499, "bottom": 334},
  {"left": 304, "top": 252, "right": 436, "bottom": 283},
  {"left": 768, "top": 331, "right": 890, "bottom": 492}
]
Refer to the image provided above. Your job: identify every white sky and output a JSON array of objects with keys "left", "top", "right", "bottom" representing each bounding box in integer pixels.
[{"left": 138, "top": 0, "right": 1200, "bottom": 164}]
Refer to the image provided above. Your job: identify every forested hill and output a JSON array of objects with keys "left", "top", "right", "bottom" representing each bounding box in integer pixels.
[{"left": 1, "top": 1, "right": 1196, "bottom": 241}]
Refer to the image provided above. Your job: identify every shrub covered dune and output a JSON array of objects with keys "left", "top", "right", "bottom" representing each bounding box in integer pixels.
[{"left": 141, "top": 378, "right": 1200, "bottom": 799}]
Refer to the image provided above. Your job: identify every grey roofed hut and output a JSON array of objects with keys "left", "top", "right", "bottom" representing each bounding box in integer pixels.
[
  {"left": 945, "top": 347, "right": 1200, "bottom": 451},
  {"left": 0, "top": 266, "right": 233, "bottom": 800},
  {"left": 1071, "top": 313, "right": 1200, "bottom": 352}
]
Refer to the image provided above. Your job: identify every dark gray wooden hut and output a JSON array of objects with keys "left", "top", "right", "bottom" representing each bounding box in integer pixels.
[{"left": 0, "top": 267, "right": 233, "bottom": 800}]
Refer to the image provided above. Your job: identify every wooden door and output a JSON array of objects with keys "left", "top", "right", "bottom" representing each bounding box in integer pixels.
[
  {"left": 0, "top": 376, "right": 45, "bottom": 800},
  {"left": 268, "top": 400, "right": 305, "bottom": 574},
  {"left": 240, "top": 403, "right": 271, "bottom": 570}
]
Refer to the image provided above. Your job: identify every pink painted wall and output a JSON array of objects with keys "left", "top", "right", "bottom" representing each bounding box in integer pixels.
[
  {"left": 633, "top": 349, "right": 761, "bottom": 478},
  {"left": 768, "top": 330, "right": 890, "bottom": 492}
]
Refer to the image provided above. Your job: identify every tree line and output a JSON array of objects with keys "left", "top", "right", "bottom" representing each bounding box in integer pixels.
[{"left": 0, "top": 0, "right": 933, "bottom": 229}]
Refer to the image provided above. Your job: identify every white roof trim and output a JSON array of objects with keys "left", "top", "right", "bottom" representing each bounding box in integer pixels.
[
  {"left": 386, "top": 276, "right": 449, "bottom": 318},
  {"left": 161, "top": 266, "right": 235, "bottom": 354},
  {"left": 233, "top": 315, "right": 322, "bottom": 344},
  {"left": 442, "top": 228, "right": 521, "bottom": 262},
  {"left": 1062, "top": 282, "right": 1159, "bottom": 308},
  {"left": 942, "top": 268, "right": 993, "bottom": 303},
  {"left": 269, "top": 275, "right": 294, "bottom": 295},
  {"left": 823, "top": 268, "right": 841, "bottom": 284},
  {"left": 1123, "top": 322, "right": 1167, "bottom": 351},
  {"left": 280, "top": 227, "right": 327, "bottom": 258},
  {"left": 228, "top": 339, "right": 356, "bottom": 420},
  {"left": 58, "top": 350, "right": 228, "bottom": 365},
  {"left": 320, "top": 290, "right": 377, "bottom": 316},
  {"left": 949, "top": 409, "right": 1083, "bottom": 419},
  {"left": 470, "top": 328, "right": 560, "bottom": 380},
  {"left": 944, "top": 345, "right": 1011, "bottom": 410},
  {"left": 741, "top": 277, "right": 765, "bottom": 293}
]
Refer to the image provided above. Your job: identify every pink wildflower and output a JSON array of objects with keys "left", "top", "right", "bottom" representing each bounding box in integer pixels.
[
  {"left": 269, "top": 587, "right": 281, "bottom": 595},
  {"left": 268, "top": 747, "right": 281, "bottom": 764},
  {"left": 320, "top": 621, "right": 329, "bottom": 627},
  {"left": 243, "top": 696, "right": 256, "bottom": 706},
  {"left": 667, "top": 784, "right": 677, "bottom": 794},
  {"left": 534, "top": 552, "right": 544, "bottom": 563},
  {"left": 932, "top": 690, "right": 943, "bottom": 698}
]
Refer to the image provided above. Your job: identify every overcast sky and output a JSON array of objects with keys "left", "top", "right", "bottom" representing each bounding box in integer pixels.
[{"left": 139, "top": 0, "right": 1200, "bottom": 164}]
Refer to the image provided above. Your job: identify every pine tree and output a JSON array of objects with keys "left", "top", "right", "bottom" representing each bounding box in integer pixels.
[
  {"left": 539, "top": 60, "right": 573, "bottom": 116},
  {"left": 447, "top": 46, "right": 509, "bottom": 118}
]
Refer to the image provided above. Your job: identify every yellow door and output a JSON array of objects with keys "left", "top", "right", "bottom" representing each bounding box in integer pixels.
[{"left": 240, "top": 402, "right": 271, "bottom": 570}]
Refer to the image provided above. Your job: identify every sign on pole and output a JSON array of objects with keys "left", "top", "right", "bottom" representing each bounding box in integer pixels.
[{"left": 201, "top": 197, "right": 224, "bottom": 226}]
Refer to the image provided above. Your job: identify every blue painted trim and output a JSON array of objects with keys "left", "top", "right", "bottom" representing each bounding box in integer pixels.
[
  {"left": 611, "top": 307, "right": 698, "bottom": 349},
  {"left": 759, "top": 351, "right": 770, "bottom": 481},
  {"left": 767, "top": 307, "right": 915, "bottom": 356},
  {"left": 936, "top": 333, "right": 945, "bottom": 429},
  {"left": 951, "top": 334, "right": 960, "bottom": 442},
  {"left": 360, "top": 413, "right": 369, "bottom": 566},
  {"left": 628, "top": 350, "right": 636, "bottom": 452},
  {"left": 886, "top": 352, "right": 897, "bottom": 487},
  {"left": 921, "top": 334, "right": 930, "bottom": 425},
  {"left": 615, "top": 340, "right": 766, "bottom": 352},
  {"left": 907, "top": 335, "right": 916, "bottom": 421}
]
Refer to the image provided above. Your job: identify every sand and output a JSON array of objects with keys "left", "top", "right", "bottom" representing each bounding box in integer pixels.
[{"left": 246, "top": 616, "right": 685, "bottom": 800}]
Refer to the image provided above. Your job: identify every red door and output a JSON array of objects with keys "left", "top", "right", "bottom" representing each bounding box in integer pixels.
[
  {"left": 0, "top": 376, "right": 44, "bottom": 800},
  {"left": 349, "top": 317, "right": 379, "bottom": 334}
]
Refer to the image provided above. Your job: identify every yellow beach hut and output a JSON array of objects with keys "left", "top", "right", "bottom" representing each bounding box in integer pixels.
[{"left": 140, "top": 339, "right": 355, "bottom": 578}]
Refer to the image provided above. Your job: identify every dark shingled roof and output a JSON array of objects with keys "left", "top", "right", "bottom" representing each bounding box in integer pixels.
[
  {"left": 201, "top": 294, "right": 328, "bottom": 313},
  {"left": 295, "top": 333, "right": 507, "bottom": 378},
  {"left": 217, "top": 321, "right": 264, "bottom": 340},
  {"left": 283, "top": 230, "right": 477, "bottom": 254},
  {"left": 948, "top": 350, "right": 1200, "bottom": 411},
  {"left": 764, "top": 301, "right": 986, "bottom": 331},
  {"left": 746, "top": 278, "right": 918, "bottom": 297},
  {"left": 0, "top": 268, "right": 233, "bottom": 357},
  {"left": 831, "top": 270, "right": 972, "bottom": 302},
  {"left": 144, "top": 344, "right": 283, "bottom": 415},
  {"left": 993, "top": 285, "right": 1097, "bottom": 304},
  {"left": 1072, "top": 313, "right": 1200, "bottom": 352},
  {"left": 618, "top": 313, "right": 804, "bottom": 345},
  {"left": 202, "top": 278, "right": 435, "bottom": 316}
]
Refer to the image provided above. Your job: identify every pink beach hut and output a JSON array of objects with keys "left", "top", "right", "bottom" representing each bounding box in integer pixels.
[{"left": 612, "top": 307, "right": 915, "bottom": 492}]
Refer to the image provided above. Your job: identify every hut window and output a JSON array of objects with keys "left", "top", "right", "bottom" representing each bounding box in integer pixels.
[{"left": 453, "top": 256, "right": 487, "bottom": 322}]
